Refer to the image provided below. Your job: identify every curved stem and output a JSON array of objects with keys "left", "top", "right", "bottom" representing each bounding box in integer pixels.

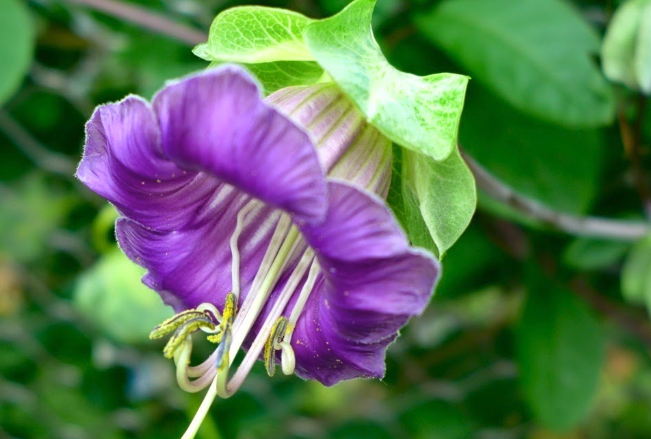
[
  {"left": 63, "top": 0, "right": 206, "bottom": 45},
  {"left": 462, "top": 150, "right": 651, "bottom": 241}
]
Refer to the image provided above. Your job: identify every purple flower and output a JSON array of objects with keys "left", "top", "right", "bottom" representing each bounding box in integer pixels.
[{"left": 77, "top": 65, "right": 439, "bottom": 437}]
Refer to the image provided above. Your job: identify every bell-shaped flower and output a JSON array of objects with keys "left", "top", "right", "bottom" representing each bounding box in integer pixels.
[{"left": 76, "top": 65, "right": 439, "bottom": 438}]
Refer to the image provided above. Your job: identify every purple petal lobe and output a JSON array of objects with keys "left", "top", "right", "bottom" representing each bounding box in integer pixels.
[
  {"left": 76, "top": 96, "right": 210, "bottom": 231},
  {"left": 116, "top": 196, "right": 281, "bottom": 312},
  {"left": 292, "top": 181, "right": 440, "bottom": 385},
  {"left": 152, "top": 66, "right": 327, "bottom": 222}
]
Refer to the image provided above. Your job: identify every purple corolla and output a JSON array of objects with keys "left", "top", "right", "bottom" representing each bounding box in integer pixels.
[{"left": 76, "top": 65, "right": 439, "bottom": 438}]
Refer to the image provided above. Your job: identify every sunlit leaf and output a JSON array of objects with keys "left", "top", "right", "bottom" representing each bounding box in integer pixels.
[
  {"left": 635, "top": 2, "right": 651, "bottom": 93},
  {"left": 210, "top": 60, "right": 325, "bottom": 95},
  {"left": 304, "top": 0, "right": 469, "bottom": 161},
  {"left": 416, "top": 0, "right": 615, "bottom": 127},
  {"left": 402, "top": 149, "right": 476, "bottom": 256},
  {"left": 193, "top": 6, "right": 314, "bottom": 63}
]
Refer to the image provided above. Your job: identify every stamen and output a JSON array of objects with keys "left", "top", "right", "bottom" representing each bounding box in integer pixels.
[
  {"left": 149, "top": 309, "right": 209, "bottom": 339},
  {"left": 229, "top": 226, "right": 301, "bottom": 359},
  {"left": 233, "top": 215, "right": 292, "bottom": 331},
  {"left": 216, "top": 249, "right": 315, "bottom": 398},
  {"left": 264, "top": 316, "right": 288, "bottom": 377},
  {"left": 163, "top": 316, "right": 216, "bottom": 359},
  {"left": 208, "top": 292, "right": 236, "bottom": 344},
  {"left": 281, "top": 259, "right": 321, "bottom": 375},
  {"left": 178, "top": 216, "right": 294, "bottom": 382},
  {"left": 230, "top": 202, "right": 256, "bottom": 302},
  {"left": 173, "top": 337, "right": 216, "bottom": 393}
]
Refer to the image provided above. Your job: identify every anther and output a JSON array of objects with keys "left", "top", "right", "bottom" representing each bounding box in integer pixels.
[
  {"left": 280, "top": 259, "right": 321, "bottom": 375},
  {"left": 163, "top": 315, "right": 217, "bottom": 359},
  {"left": 149, "top": 309, "right": 210, "bottom": 340},
  {"left": 264, "top": 316, "right": 288, "bottom": 377}
]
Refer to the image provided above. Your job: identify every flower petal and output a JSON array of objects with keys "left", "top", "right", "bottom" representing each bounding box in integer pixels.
[
  {"left": 291, "top": 181, "right": 440, "bottom": 385},
  {"left": 116, "top": 195, "right": 281, "bottom": 311},
  {"left": 76, "top": 96, "right": 213, "bottom": 231},
  {"left": 152, "top": 66, "right": 327, "bottom": 223}
]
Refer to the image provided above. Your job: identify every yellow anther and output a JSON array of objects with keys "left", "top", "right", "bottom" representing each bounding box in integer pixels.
[
  {"left": 163, "top": 317, "right": 216, "bottom": 359},
  {"left": 264, "top": 316, "right": 288, "bottom": 377},
  {"left": 149, "top": 309, "right": 208, "bottom": 339},
  {"left": 221, "top": 293, "right": 236, "bottom": 323},
  {"left": 206, "top": 332, "right": 223, "bottom": 343}
]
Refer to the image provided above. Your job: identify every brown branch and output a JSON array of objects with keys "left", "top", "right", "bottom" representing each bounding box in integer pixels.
[
  {"left": 63, "top": 0, "right": 207, "bottom": 46},
  {"left": 462, "top": 149, "right": 651, "bottom": 241}
]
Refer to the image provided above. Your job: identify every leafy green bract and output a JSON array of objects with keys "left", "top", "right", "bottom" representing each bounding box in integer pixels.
[
  {"left": 416, "top": 0, "right": 615, "bottom": 127},
  {"left": 193, "top": 6, "right": 314, "bottom": 63},
  {"left": 214, "top": 61, "right": 326, "bottom": 94},
  {"left": 402, "top": 149, "right": 476, "bottom": 256},
  {"left": 194, "top": 0, "right": 474, "bottom": 254},
  {"left": 304, "top": 0, "right": 468, "bottom": 161}
]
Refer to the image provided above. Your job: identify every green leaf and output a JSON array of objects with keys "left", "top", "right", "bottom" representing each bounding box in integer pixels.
[
  {"left": 416, "top": 0, "right": 615, "bottom": 127},
  {"left": 193, "top": 6, "right": 314, "bottom": 64},
  {"left": 399, "top": 400, "right": 474, "bottom": 439},
  {"left": 621, "top": 235, "right": 651, "bottom": 306},
  {"left": 602, "top": 0, "right": 651, "bottom": 93},
  {"left": 211, "top": 60, "right": 325, "bottom": 95},
  {"left": 517, "top": 267, "right": 605, "bottom": 431},
  {"left": 635, "top": 2, "right": 651, "bottom": 93},
  {"left": 0, "top": 0, "right": 34, "bottom": 105},
  {"left": 74, "top": 249, "right": 173, "bottom": 344},
  {"left": 304, "top": 0, "right": 469, "bottom": 161},
  {"left": 0, "top": 175, "right": 73, "bottom": 263},
  {"left": 402, "top": 148, "right": 477, "bottom": 256},
  {"left": 564, "top": 238, "right": 631, "bottom": 271},
  {"left": 461, "top": 86, "right": 603, "bottom": 214}
]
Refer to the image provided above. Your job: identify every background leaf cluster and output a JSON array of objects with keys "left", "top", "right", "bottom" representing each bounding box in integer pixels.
[{"left": 2, "top": 0, "right": 651, "bottom": 438}]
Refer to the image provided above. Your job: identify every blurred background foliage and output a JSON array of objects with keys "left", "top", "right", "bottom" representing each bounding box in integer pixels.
[{"left": 2, "top": 0, "right": 651, "bottom": 438}]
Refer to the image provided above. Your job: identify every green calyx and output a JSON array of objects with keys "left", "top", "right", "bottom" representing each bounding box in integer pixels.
[{"left": 193, "top": 0, "right": 476, "bottom": 256}]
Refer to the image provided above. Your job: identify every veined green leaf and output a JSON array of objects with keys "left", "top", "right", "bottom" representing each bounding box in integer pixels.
[
  {"left": 193, "top": 6, "right": 314, "bottom": 64},
  {"left": 517, "top": 267, "right": 604, "bottom": 431},
  {"left": 416, "top": 0, "right": 615, "bottom": 127},
  {"left": 0, "top": 0, "right": 34, "bottom": 106},
  {"left": 213, "top": 60, "right": 325, "bottom": 95},
  {"left": 402, "top": 148, "right": 476, "bottom": 256},
  {"left": 304, "top": 0, "right": 469, "bottom": 161}
]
